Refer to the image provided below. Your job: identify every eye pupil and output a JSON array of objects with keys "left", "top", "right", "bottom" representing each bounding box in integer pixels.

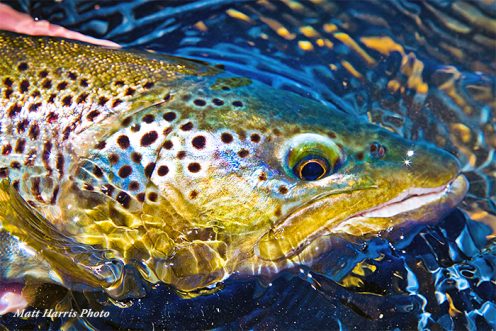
[
  {"left": 300, "top": 161, "right": 325, "bottom": 181},
  {"left": 294, "top": 155, "right": 331, "bottom": 181}
]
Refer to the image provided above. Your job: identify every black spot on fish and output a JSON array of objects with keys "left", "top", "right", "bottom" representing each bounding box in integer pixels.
[
  {"left": 112, "top": 99, "right": 122, "bottom": 107},
  {"left": 57, "top": 82, "right": 68, "bottom": 91},
  {"left": 136, "top": 192, "right": 145, "bottom": 202},
  {"left": 131, "top": 123, "right": 141, "bottom": 132},
  {"left": 117, "top": 135, "right": 130, "bottom": 149},
  {"left": 95, "top": 141, "right": 106, "bottom": 150},
  {"left": 163, "top": 140, "right": 173, "bottom": 150},
  {"left": 131, "top": 152, "right": 142, "bottom": 163},
  {"left": 68, "top": 72, "right": 77, "bottom": 80},
  {"left": 116, "top": 191, "right": 131, "bottom": 208},
  {"left": 163, "top": 111, "right": 177, "bottom": 122},
  {"left": 157, "top": 165, "right": 169, "bottom": 176},
  {"left": 143, "top": 114, "right": 155, "bottom": 123},
  {"left": 18, "top": 62, "right": 28, "bottom": 71},
  {"left": 17, "top": 119, "right": 28, "bottom": 133},
  {"left": 177, "top": 151, "right": 186, "bottom": 160},
  {"left": 180, "top": 122, "right": 193, "bottom": 131},
  {"left": 2, "top": 144, "right": 12, "bottom": 155},
  {"left": 279, "top": 186, "right": 288, "bottom": 194},
  {"left": 144, "top": 162, "right": 156, "bottom": 178},
  {"left": 188, "top": 162, "right": 201, "bottom": 173},
  {"left": 41, "top": 79, "right": 52, "bottom": 89},
  {"left": 39, "top": 70, "right": 48, "bottom": 78},
  {"left": 125, "top": 87, "right": 135, "bottom": 96},
  {"left": 213, "top": 98, "right": 224, "bottom": 106},
  {"left": 87, "top": 110, "right": 100, "bottom": 121},
  {"left": 7, "top": 104, "right": 21, "bottom": 118},
  {"left": 189, "top": 190, "right": 198, "bottom": 199},
  {"left": 192, "top": 136, "right": 206, "bottom": 149},
  {"left": 14, "top": 139, "right": 26, "bottom": 153},
  {"left": 98, "top": 96, "right": 109, "bottom": 106},
  {"left": 0, "top": 168, "right": 9, "bottom": 178},
  {"left": 118, "top": 165, "right": 132, "bottom": 178},
  {"left": 114, "top": 80, "right": 124, "bottom": 87},
  {"left": 77, "top": 93, "right": 88, "bottom": 104},
  {"left": 109, "top": 153, "right": 119, "bottom": 165},
  {"left": 10, "top": 161, "right": 21, "bottom": 169},
  {"left": 28, "top": 124, "right": 40, "bottom": 140},
  {"left": 93, "top": 166, "right": 103, "bottom": 178},
  {"left": 232, "top": 101, "right": 243, "bottom": 107},
  {"left": 62, "top": 95, "right": 72, "bottom": 106},
  {"left": 238, "top": 149, "right": 249, "bottom": 158},
  {"left": 221, "top": 133, "right": 233, "bottom": 144},
  {"left": 250, "top": 133, "right": 261, "bottom": 143},
  {"left": 259, "top": 172, "right": 267, "bottom": 181},
  {"left": 4, "top": 89, "right": 13, "bottom": 99},
  {"left": 141, "top": 131, "right": 158, "bottom": 146},
  {"left": 3, "top": 77, "right": 13, "bottom": 87},
  {"left": 121, "top": 116, "right": 132, "bottom": 127},
  {"left": 80, "top": 79, "right": 89, "bottom": 87},
  {"left": 147, "top": 192, "right": 158, "bottom": 202},
  {"left": 29, "top": 102, "right": 41, "bottom": 112},
  {"left": 143, "top": 81, "right": 155, "bottom": 89},
  {"left": 194, "top": 99, "right": 206, "bottom": 107},
  {"left": 129, "top": 181, "right": 140, "bottom": 191},
  {"left": 19, "top": 80, "right": 29, "bottom": 93}
]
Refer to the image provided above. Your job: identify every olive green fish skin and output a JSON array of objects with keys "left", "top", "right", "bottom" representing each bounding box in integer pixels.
[{"left": 0, "top": 32, "right": 465, "bottom": 295}]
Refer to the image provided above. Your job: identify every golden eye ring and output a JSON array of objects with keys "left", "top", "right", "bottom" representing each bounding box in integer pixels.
[{"left": 295, "top": 156, "right": 329, "bottom": 181}]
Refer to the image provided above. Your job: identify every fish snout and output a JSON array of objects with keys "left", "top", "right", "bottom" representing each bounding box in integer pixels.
[{"left": 402, "top": 140, "right": 461, "bottom": 188}]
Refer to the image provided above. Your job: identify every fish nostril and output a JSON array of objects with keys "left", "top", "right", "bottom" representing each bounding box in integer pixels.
[{"left": 369, "top": 142, "right": 386, "bottom": 159}]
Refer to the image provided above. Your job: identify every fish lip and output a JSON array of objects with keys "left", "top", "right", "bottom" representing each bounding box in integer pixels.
[
  {"left": 355, "top": 175, "right": 467, "bottom": 218},
  {"left": 325, "top": 174, "right": 469, "bottom": 234}
]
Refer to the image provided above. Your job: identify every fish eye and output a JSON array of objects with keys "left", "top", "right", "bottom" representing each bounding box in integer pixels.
[
  {"left": 294, "top": 155, "right": 329, "bottom": 181},
  {"left": 282, "top": 133, "right": 344, "bottom": 181}
]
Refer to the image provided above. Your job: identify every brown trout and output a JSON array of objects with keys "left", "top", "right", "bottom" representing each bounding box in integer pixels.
[{"left": 0, "top": 31, "right": 468, "bottom": 297}]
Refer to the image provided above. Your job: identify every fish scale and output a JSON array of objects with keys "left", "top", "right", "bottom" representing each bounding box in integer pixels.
[{"left": 0, "top": 32, "right": 212, "bottom": 213}]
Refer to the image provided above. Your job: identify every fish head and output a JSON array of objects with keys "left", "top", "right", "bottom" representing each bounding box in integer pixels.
[{"left": 144, "top": 77, "right": 467, "bottom": 276}]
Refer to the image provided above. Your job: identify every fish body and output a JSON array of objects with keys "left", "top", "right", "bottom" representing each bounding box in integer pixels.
[{"left": 0, "top": 32, "right": 467, "bottom": 297}]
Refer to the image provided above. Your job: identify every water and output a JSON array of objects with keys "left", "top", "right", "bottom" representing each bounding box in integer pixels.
[{"left": 1, "top": 0, "right": 495, "bottom": 330}]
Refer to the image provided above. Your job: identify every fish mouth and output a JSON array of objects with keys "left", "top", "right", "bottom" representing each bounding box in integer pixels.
[
  {"left": 255, "top": 175, "right": 468, "bottom": 262},
  {"left": 341, "top": 174, "right": 468, "bottom": 222}
]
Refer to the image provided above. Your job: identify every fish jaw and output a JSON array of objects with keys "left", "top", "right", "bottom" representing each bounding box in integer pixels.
[{"left": 254, "top": 174, "right": 468, "bottom": 262}]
